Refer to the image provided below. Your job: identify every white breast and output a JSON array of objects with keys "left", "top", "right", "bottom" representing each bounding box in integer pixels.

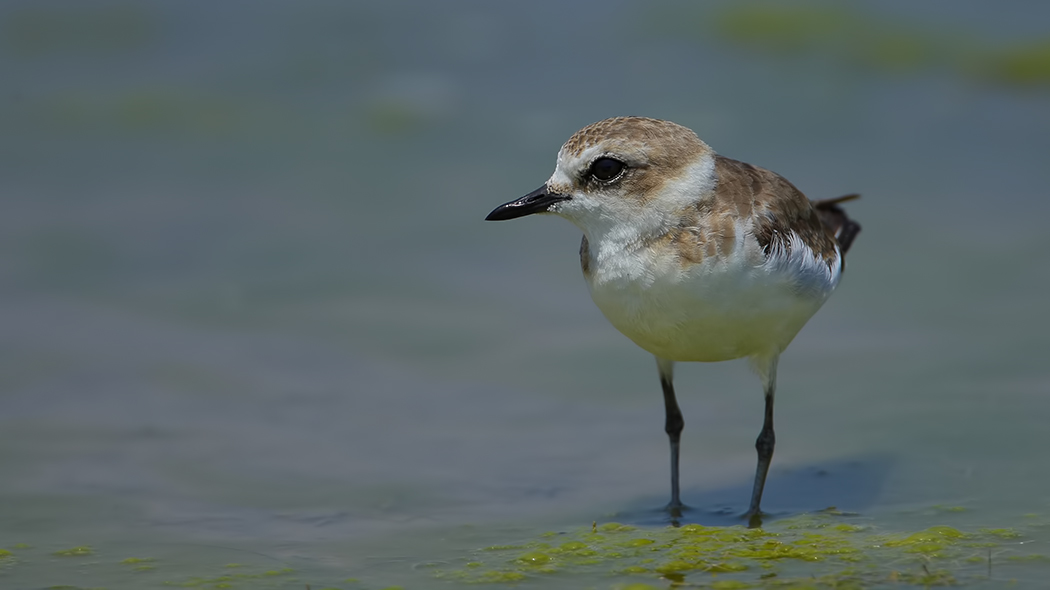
[{"left": 584, "top": 228, "right": 840, "bottom": 363}]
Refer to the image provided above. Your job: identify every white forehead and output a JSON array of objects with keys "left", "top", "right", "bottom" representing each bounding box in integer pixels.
[{"left": 548, "top": 143, "right": 612, "bottom": 187}]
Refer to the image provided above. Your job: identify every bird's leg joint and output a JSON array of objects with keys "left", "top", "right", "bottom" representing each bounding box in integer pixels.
[{"left": 755, "top": 424, "right": 775, "bottom": 459}]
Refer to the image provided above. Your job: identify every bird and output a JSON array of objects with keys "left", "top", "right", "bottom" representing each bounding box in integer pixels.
[{"left": 485, "top": 117, "right": 860, "bottom": 526}]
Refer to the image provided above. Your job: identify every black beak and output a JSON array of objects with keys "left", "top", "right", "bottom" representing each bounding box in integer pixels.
[{"left": 485, "top": 185, "right": 571, "bottom": 221}]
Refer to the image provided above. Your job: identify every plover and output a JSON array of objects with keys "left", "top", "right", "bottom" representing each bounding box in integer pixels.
[{"left": 485, "top": 117, "right": 860, "bottom": 526}]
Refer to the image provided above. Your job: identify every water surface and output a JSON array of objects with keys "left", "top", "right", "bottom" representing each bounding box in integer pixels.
[{"left": 2, "top": 1, "right": 1050, "bottom": 587}]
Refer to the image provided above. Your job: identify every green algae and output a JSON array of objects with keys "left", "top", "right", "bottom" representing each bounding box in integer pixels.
[
  {"left": 880, "top": 524, "right": 967, "bottom": 554},
  {"left": 1006, "top": 554, "right": 1050, "bottom": 562},
  {"left": 434, "top": 511, "right": 1050, "bottom": 587},
  {"left": 650, "top": 3, "right": 1050, "bottom": 89},
  {"left": 52, "top": 546, "right": 93, "bottom": 557},
  {"left": 162, "top": 567, "right": 293, "bottom": 587},
  {"left": 0, "top": 544, "right": 322, "bottom": 589},
  {"left": 515, "top": 551, "right": 552, "bottom": 565},
  {"left": 980, "top": 528, "right": 1023, "bottom": 539},
  {"left": 4, "top": 511, "right": 1049, "bottom": 588},
  {"left": 984, "top": 41, "right": 1050, "bottom": 86}
]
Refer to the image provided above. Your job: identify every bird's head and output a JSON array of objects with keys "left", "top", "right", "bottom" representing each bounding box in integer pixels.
[{"left": 486, "top": 117, "right": 716, "bottom": 239}]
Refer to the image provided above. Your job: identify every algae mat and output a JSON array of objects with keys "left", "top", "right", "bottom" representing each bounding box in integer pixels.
[
  {"left": 5, "top": 510, "right": 1050, "bottom": 589},
  {"left": 430, "top": 511, "right": 1050, "bottom": 589}
]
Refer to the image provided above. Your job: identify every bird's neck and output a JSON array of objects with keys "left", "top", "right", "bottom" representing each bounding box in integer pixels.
[{"left": 578, "top": 213, "right": 673, "bottom": 286}]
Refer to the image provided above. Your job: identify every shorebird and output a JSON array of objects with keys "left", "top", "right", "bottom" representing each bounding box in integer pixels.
[{"left": 485, "top": 117, "right": 860, "bottom": 526}]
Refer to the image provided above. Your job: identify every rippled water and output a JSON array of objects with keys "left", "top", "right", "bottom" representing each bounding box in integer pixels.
[{"left": 2, "top": 1, "right": 1050, "bottom": 587}]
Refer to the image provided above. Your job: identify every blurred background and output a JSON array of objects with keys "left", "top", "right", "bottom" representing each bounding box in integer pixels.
[{"left": 2, "top": 0, "right": 1049, "bottom": 587}]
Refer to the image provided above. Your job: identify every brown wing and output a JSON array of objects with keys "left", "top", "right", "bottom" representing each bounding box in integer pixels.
[
  {"left": 713, "top": 156, "right": 843, "bottom": 268},
  {"left": 591, "top": 156, "right": 860, "bottom": 274}
]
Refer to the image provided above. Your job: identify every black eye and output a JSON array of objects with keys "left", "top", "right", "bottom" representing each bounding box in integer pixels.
[{"left": 589, "top": 157, "right": 626, "bottom": 182}]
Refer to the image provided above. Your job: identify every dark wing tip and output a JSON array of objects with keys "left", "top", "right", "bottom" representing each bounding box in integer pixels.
[
  {"left": 812, "top": 193, "right": 861, "bottom": 208},
  {"left": 813, "top": 194, "right": 861, "bottom": 256}
]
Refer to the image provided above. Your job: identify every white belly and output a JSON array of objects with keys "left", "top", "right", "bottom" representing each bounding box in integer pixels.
[{"left": 585, "top": 239, "right": 839, "bottom": 362}]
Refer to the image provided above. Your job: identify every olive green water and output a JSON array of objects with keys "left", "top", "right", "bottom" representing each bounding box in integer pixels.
[{"left": 3, "top": 1, "right": 1050, "bottom": 588}]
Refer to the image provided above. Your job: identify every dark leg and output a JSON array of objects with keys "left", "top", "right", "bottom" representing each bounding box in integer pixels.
[
  {"left": 746, "top": 356, "right": 778, "bottom": 528},
  {"left": 657, "top": 358, "right": 684, "bottom": 515}
]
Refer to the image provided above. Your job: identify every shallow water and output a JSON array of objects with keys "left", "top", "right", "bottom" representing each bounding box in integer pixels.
[{"left": 2, "top": 0, "right": 1050, "bottom": 588}]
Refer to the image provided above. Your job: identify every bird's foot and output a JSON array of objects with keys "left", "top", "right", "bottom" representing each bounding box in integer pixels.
[
  {"left": 665, "top": 501, "right": 690, "bottom": 526},
  {"left": 745, "top": 509, "right": 765, "bottom": 529}
]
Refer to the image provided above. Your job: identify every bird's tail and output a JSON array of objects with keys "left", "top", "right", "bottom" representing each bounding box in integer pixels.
[{"left": 812, "top": 194, "right": 861, "bottom": 256}]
